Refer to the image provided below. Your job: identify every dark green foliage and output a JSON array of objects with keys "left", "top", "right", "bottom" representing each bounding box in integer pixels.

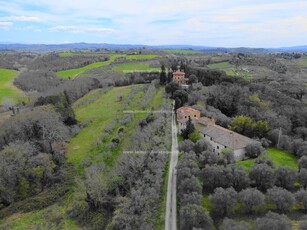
[
  {"left": 0, "top": 108, "right": 69, "bottom": 151},
  {"left": 0, "top": 142, "right": 72, "bottom": 208},
  {"left": 221, "top": 218, "right": 250, "bottom": 230},
  {"left": 35, "top": 93, "right": 77, "bottom": 125},
  {"left": 245, "top": 142, "right": 266, "bottom": 158},
  {"left": 181, "top": 118, "right": 195, "bottom": 139},
  {"left": 179, "top": 204, "right": 213, "bottom": 230},
  {"left": 239, "top": 188, "right": 264, "bottom": 213},
  {"left": 231, "top": 167, "right": 250, "bottom": 192},
  {"left": 299, "top": 169, "right": 307, "bottom": 189},
  {"left": 295, "top": 189, "right": 307, "bottom": 211},
  {"left": 173, "top": 89, "right": 188, "bottom": 105},
  {"left": 255, "top": 157, "right": 274, "bottom": 167},
  {"left": 229, "top": 115, "right": 270, "bottom": 139},
  {"left": 188, "top": 74, "right": 198, "bottom": 84},
  {"left": 159, "top": 64, "right": 167, "bottom": 85},
  {"left": 274, "top": 167, "right": 296, "bottom": 190},
  {"left": 267, "top": 187, "right": 294, "bottom": 213},
  {"left": 299, "top": 156, "right": 307, "bottom": 170},
  {"left": 200, "top": 166, "right": 232, "bottom": 192},
  {"left": 254, "top": 211, "right": 291, "bottom": 230},
  {"left": 249, "top": 164, "right": 275, "bottom": 191},
  {"left": 210, "top": 187, "right": 237, "bottom": 216},
  {"left": 165, "top": 81, "right": 180, "bottom": 96}
]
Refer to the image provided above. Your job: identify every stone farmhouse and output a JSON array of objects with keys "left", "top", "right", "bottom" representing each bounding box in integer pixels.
[
  {"left": 176, "top": 106, "right": 200, "bottom": 132},
  {"left": 173, "top": 70, "right": 189, "bottom": 88},
  {"left": 176, "top": 107, "right": 258, "bottom": 161}
]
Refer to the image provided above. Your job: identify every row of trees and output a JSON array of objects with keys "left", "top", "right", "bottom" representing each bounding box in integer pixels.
[
  {"left": 69, "top": 94, "right": 173, "bottom": 229},
  {"left": 210, "top": 186, "right": 307, "bottom": 215}
]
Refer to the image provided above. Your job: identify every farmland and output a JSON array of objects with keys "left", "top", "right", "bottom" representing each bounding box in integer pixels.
[
  {"left": 113, "top": 62, "right": 160, "bottom": 73},
  {"left": 56, "top": 54, "right": 124, "bottom": 78},
  {"left": 164, "top": 49, "right": 203, "bottom": 55},
  {"left": 0, "top": 68, "right": 25, "bottom": 105},
  {"left": 207, "top": 61, "right": 253, "bottom": 80}
]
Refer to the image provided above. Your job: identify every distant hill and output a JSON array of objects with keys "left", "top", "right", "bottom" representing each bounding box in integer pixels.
[
  {"left": 0, "top": 42, "right": 306, "bottom": 53},
  {"left": 274, "top": 45, "right": 307, "bottom": 52}
]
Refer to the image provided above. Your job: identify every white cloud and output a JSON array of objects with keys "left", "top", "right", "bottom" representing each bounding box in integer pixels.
[
  {"left": 0, "top": 21, "right": 13, "bottom": 29},
  {"left": 0, "top": 15, "right": 41, "bottom": 22},
  {"left": 50, "top": 25, "right": 117, "bottom": 34}
]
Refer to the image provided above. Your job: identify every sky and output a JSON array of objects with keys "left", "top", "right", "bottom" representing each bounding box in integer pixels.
[{"left": 0, "top": 0, "right": 307, "bottom": 47}]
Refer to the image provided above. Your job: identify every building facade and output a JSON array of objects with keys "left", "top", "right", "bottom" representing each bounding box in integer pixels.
[
  {"left": 176, "top": 106, "right": 201, "bottom": 133},
  {"left": 198, "top": 117, "right": 258, "bottom": 161},
  {"left": 173, "top": 70, "right": 188, "bottom": 85}
]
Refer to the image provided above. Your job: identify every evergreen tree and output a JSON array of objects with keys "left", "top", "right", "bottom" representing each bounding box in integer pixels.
[
  {"left": 181, "top": 117, "right": 195, "bottom": 139},
  {"left": 159, "top": 64, "right": 166, "bottom": 85}
]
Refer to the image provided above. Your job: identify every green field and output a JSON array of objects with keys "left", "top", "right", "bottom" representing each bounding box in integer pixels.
[
  {"left": 207, "top": 61, "right": 253, "bottom": 80},
  {"left": 237, "top": 148, "right": 298, "bottom": 170},
  {"left": 126, "top": 54, "right": 161, "bottom": 60},
  {"left": 0, "top": 68, "right": 26, "bottom": 105},
  {"left": 296, "top": 58, "right": 307, "bottom": 67},
  {"left": 56, "top": 54, "right": 124, "bottom": 78},
  {"left": 113, "top": 62, "right": 160, "bottom": 73},
  {"left": 58, "top": 51, "right": 109, "bottom": 57},
  {"left": 164, "top": 49, "right": 203, "bottom": 55},
  {"left": 68, "top": 85, "right": 139, "bottom": 171}
]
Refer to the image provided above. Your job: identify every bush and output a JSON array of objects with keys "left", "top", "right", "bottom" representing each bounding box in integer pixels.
[
  {"left": 188, "top": 130, "right": 202, "bottom": 143},
  {"left": 210, "top": 187, "right": 237, "bottom": 216},
  {"left": 221, "top": 218, "right": 250, "bottom": 230},
  {"left": 267, "top": 187, "right": 294, "bottom": 213},
  {"left": 254, "top": 211, "right": 291, "bottom": 230},
  {"left": 245, "top": 142, "right": 266, "bottom": 158}
]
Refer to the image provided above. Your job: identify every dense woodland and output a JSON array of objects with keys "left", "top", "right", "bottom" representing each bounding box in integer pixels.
[{"left": 0, "top": 50, "right": 307, "bottom": 229}]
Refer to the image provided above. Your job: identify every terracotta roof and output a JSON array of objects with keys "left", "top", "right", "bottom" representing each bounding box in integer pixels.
[
  {"left": 199, "top": 123, "right": 257, "bottom": 150},
  {"left": 176, "top": 106, "right": 198, "bottom": 114},
  {"left": 173, "top": 71, "right": 185, "bottom": 75}
]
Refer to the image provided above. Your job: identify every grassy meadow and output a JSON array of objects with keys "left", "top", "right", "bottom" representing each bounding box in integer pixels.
[
  {"left": 112, "top": 62, "right": 160, "bottom": 73},
  {"left": 56, "top": 54, "right": 124, "bottom": 78},
  {"left": 237, "top": 148, "right": 298, "bottom": 171},
  {"left": 207, "top": 61, "right": 253, "bottom": 80},
  {"left": 126, "top": 54, "right": 161, "bottom": 60},
  {"left": 164, "top": 49, "right": 203, "bottom": 55},
  {"left": 0, "top": 68, "right": 26, "bottom": 105}
]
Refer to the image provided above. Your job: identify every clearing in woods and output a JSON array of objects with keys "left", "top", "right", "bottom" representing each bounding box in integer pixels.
[{"left": 0, "top": 68, "right": 25, "bottom": 105}]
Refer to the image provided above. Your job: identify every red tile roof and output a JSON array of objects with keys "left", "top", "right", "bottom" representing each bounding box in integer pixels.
[{"left": 177, "top": 106, "right": 198, "bottom": 114}]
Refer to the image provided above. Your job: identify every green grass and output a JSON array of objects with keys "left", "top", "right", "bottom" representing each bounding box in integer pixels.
[
  {"left": 58, "top": 51, "right": 109, "bottom": 57},
  {"left": 237, "top": 148, "right": 298, "bottom": 171},
  {"left": 0, "top": 68, "right": 26, "bottom": 105},
  {"left": 113, "top": 62, "right": 160, "bottom": 73},
  {"left": 2, "top": 191, "right": 80, "bottom": 230},
  {"left": 202, "top": 194, "right": 213, "bottom": 213},
  {"left": 126, "top": 54, "right": 161, "bottom": 60},
  {"left": 67, "top": 85, "right": 139, "bottom": 171},
  {"left": 207, "top": 61, "right": 253, "bottom": 80},
  {"left": 164, "top": 49, "right": 203, "bottom": 55},
  {"left": 56, "top": 54, "right": 124, "bottom": 78},
  {"left": 58, "top": 52, "right": 79, "bottom": 57},
  {"left": 296, "top": 58, "right": 307, "bottom": 67}
]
